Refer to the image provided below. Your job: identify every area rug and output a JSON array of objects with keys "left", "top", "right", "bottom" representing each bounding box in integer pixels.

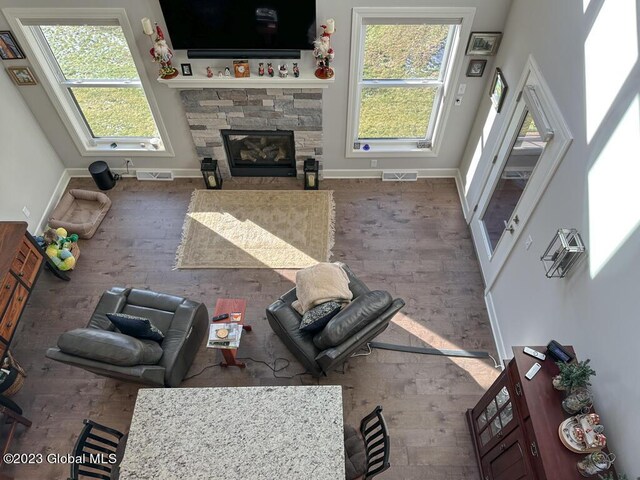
[{"left": 175, "top": 190, "right": 335, "bottom": 269}]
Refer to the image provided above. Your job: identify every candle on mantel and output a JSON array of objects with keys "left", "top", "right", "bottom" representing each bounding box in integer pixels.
[
  {"left": 141, "top": 17, "right": 154, "bottom": 36},
  {"left": 325, "top": 18, "right": 335, "bottom": 34}
]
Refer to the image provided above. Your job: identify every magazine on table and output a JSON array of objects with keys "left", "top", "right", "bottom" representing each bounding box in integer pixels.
[{"left": 207, "top": 323, "right": 242, "bottom": 349}]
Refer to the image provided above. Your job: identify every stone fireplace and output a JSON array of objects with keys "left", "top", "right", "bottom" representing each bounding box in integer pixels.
[
  {"left": 221, "top": 129, "right": 296, "bottom": 177},
  {"left": 180, "top": 88, "right": 322, "bottom": 178}
]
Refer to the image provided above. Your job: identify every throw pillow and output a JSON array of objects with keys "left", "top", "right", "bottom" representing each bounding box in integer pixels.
[
  {"left": 106, "top": 313, "right": 164, "bottom": 342},
  {"left": 293, "top": 262, "right": 353, "bottom": 314},
  {"left": 299, "top": 301, "right": 342, "bottom": 333}
]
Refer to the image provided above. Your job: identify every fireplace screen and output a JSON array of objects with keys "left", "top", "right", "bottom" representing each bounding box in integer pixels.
[{"left": 221, "top": 129, "right": 296, "bottom": 177}]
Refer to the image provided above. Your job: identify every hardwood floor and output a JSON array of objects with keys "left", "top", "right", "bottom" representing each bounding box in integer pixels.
[{"left": 4, "top": 177, "right": 499, "bottom": 479}]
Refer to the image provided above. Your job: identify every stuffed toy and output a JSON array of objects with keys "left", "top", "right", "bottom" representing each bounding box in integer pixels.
[{"left": 36, "top": 227, "right": 79, "bottom": 271}]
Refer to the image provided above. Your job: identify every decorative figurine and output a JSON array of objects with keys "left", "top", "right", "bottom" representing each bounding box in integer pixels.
[
  {"left": 218, "top": 70, "right": 223, "bottom": 77},
  {"left": 313, "top": 18, "right": 336, "bottom": 79},
  {"left": 258, "top": 62, "right": 265, "bottom": 76},
  {"left": 278, "top": 64, "right": 288, "bottom": 78},
  {"left": 206, "top": 66, "right": 213, "bottom": 78},
  {"left": 292, "top": 63, "right": 300, "bottom": 78},
  {"left": 267, "top": 62, "right": 274, "bottom": 77},
  {"left": 143, "top": 20, "right": 178, "bottom": 79},
  {"left": 224, "top": 66, "right": 231, "bottom": 77}
]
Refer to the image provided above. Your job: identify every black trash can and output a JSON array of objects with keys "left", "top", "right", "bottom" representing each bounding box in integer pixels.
[{"left": 88, "top": 161, "right": 116, "bottom": 191}]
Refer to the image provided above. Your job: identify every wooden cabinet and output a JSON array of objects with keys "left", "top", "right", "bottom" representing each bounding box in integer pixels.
[
  {"left": 467, "top": 346, "right": 613, "bottom": 480},
  {"left": 0, "top": 222, "right": 44, "bottom": 360}
]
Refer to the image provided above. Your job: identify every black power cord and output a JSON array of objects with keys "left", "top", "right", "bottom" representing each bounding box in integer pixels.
[{"left": 184, "top": 356, "right": 312, "bottom": 381}]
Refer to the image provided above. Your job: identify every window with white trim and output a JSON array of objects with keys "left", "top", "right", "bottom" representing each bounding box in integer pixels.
[
  {"left": 347, "top": 8, "right": 473, "bottom": 156},
  {"left": 4, "top": 9, "right": 170, "bottom": 155}
]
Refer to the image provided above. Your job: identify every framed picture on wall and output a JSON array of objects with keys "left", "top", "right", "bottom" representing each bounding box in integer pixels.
[
  {"left": 466, "top": 32, "right": 502, "bottom": 56},
  {"left": 0, "top": 31, "right": 25, "bottom": 60},
  {"left": 7, "top": 66, "right": 37, "bottom": 86},
  {"left": 490, "top": 68, "right": 508, "bottom": 113},
  {"left": 466, "top": 59, "right": 487, "bottom": 77}
]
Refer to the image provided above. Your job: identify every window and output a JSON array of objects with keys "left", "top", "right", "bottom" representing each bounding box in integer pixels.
[
  {"left": 4, "top": 9, "right": 171, "bottom": 155},
  {"left": 346, "top": 8, "right": 474, "bottom": 157}
]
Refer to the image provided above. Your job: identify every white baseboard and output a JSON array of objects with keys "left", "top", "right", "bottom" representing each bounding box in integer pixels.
[
  {"left": 36, "top": 169, "right": 70, "bottom": 234},
  {"left": 454, "top": 169, "right": 470, "bottom": 219},
  {"left": 65, "top": 167, "right": 201, "bottom": 178},
  {"left": 322, "top": 168, "right": 460, "bottom": 179},
  {"left": 485, "top": 291, "right": 508, "bottom": 361}
]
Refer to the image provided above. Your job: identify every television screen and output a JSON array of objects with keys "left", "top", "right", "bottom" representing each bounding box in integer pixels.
[{"left": 159, "top": 0, "right": 316, "bottom": 51}]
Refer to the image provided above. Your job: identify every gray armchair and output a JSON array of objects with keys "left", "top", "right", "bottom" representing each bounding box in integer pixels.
[
  {"left": 266, "top": 263, "right": 405, "bottom": 377},
  {"left": 46, "top": 287, "right": 208, "bottom": 387}
]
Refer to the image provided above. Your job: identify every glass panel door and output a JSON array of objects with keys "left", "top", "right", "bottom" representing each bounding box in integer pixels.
[{"left": 480, "top": 110, "right": 549, "bottom": 252}]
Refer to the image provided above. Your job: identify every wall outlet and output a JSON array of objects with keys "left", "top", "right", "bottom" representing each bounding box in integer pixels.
[
  {"left": 370, "top": 159, "right": 378, "bottom": 168},
  {"left": 525, "top": 235, "right": 533, "bottom": 250},
  {"left": 124, "top": 158, "right": 134, "bottom": 168},
  {"left": 458, "top": 83, "right": 467, "bottom": 95},
  {"left": 22, "top": 206, "right": 30, "bottom": 218},
  {"left": 455, "top": 97, "right": 462, "bottom": 106}
]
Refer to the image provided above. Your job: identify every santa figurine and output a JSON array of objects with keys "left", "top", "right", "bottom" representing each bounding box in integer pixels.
[{"left": 150, "top": 24, "right": 178, "bottom": 79}]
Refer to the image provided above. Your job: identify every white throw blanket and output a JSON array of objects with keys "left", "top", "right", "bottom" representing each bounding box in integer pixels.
[{"left": 292, "top": 263, "right": 353, "bottom": 314}]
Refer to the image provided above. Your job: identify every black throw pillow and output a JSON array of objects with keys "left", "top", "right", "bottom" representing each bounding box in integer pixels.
[
  {"left": 106, "top": 313, "right": 164, "bottom": 342},
  {"left": 299, "top": 301, "right": 342, "bottom": 333}
]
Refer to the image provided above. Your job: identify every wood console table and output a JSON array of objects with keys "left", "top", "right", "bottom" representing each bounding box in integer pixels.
[
  {"left": 0, "top": 222, "right": 44, "bottom": 362},
  {"left": 467, "top": 346, "right": 614, "bottom": 480}
]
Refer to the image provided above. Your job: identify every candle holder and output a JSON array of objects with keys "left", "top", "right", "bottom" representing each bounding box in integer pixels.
[
  {"left": 201, "top": 158, "right": 223, "bottom": 189},
  {"left": 303, "top": 159, "right": 319, "bottom": 190},
  {"left": 540, "top": 228, "right": 585, "bottom": 278}
]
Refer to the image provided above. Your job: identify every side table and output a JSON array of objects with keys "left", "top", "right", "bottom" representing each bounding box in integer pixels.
[{"left": 212, "top": 298, "right": 252, "bottom": 368}]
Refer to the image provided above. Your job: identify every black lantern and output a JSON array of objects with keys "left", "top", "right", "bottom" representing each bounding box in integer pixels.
[
  {"left": 303, "top": 158, "right": 319, "bottom": 190},
  {"left": 201, "top": 158, "right": 223, "bottom": 189}
]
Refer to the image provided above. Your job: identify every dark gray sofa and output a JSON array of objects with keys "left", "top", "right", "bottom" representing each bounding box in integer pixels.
[
  {"left": 266, "top": 263, "right": 405, "bottom": 377},
  {"left": 46, "top": 287, "right": 208, "bottom": 387}
]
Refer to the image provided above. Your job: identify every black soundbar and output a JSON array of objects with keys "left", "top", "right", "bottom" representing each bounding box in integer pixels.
[{"left": 187, "top": 49, "right": 301, "bottom": 59}]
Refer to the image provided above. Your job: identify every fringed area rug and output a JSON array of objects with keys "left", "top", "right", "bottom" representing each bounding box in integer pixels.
[{"left": 175, "top": 190, "right": 335, "bottom": 269}]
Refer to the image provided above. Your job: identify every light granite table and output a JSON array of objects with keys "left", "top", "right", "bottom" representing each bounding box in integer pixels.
[{"left": 119, "top": 385, "right": 345, "bottom": 480}]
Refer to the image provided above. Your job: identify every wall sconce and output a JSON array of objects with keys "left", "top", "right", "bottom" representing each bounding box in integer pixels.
[
  {"left": 540, "top": 228, "right": 585, "bottom": 278},
  {"left": 304, "top": 158, "right": 319, "bottom": 190},
  {"left": 201, "top": 158, "right": 223, "bottom": 189}
]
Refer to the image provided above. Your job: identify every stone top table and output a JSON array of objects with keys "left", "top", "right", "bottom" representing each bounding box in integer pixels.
[{"left": 119, "top": 385, "right": 345, "bottom": 480}]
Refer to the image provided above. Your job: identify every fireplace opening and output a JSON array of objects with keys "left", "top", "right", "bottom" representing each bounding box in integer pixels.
[{"left": 221, "top": 129, "right": 296, "bottom": 177}]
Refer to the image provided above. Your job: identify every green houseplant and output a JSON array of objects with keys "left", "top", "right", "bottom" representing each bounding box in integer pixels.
[{"left": 552, "top": 359, "right": 596, "bottom": 391}]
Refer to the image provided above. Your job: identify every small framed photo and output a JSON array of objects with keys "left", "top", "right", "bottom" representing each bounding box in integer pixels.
[
  {"left": 466, "top": 32, "right": 502, "bottom": 56},
  {"left": 7, "top": 66, "right": 37, "bottom": 86},
  {"left": 181, "top": 63, "right": 192, "bottom": 76},
  {"left": 0, "top": 31, "right": 25, "bottom": 60},
  {"left": 466, "top": 59, "right": 487, "bottom": 77},
  {"left": 490, "top": 68, "right": 508, "bottom": 113}
]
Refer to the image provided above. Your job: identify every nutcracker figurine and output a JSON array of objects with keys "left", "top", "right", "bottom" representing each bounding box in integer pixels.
[
  {"left": 258, "top": 62, "right": 265, "bottom": 76},
  {"left": 267, "top": 62, "right": 274, "bottom": 77}
]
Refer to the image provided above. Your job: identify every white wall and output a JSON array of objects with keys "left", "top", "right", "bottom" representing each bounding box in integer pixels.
[
  {"left": 0, "top": 66, "right": 65, "bottom": 233},
  {"left": 0, "top": 0, "right": 511, "bottom": 174},
  {"left": 460, "top": 0, "right": 640, "bottom": 475}
]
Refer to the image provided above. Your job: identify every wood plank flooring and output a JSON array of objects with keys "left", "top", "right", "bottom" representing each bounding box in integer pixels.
[{"left": 4, "top": 177, "right": 498, "bottom": 479}]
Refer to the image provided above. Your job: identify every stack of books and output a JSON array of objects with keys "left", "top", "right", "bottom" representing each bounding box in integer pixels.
[{"left": 207, "top": 323, "right": 242, "bottom": 349}]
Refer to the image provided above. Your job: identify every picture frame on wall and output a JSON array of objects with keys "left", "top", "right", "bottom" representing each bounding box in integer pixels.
[
  {"left": 181, "top": 63, "right": 192, "bottom": 76},
  {"left": 466, "top": 59, "right": 487, "bottom": 77},
  {"left": 466, "top": 32, "right": 502, "bottom": 56},
  {"left": 0, "top": 31, "right": 25, "bottom": 60},
  {"left": 7, "top": 66, "right": 37, "bottom": 86},
  {"left": 490, "top": 68, "right": 508, "bottom": 113}
]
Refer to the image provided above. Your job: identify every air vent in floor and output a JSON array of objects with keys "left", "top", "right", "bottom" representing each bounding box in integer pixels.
[
  {"left": 136, "top": 170, "right": 174, "bottom": 181},
  {"left": 381, "top": 170, "right": 419, "bottom": 181}
]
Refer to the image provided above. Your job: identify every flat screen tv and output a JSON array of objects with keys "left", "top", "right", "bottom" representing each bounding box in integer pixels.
[{"left": 159, "top": 0, "right": 316, "bottom": 58}]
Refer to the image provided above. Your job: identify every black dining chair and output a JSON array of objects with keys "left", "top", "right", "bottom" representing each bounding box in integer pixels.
[
  {"left": 344, "top": 405, "right": 390, "bottom": 480},
  {"left": 68, "top": 419, "right": 126, "bottom": 480}
]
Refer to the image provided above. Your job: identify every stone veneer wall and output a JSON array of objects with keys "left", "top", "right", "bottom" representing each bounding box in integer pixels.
[{"left": 180, "top": 88, "right": 323, "bottom": 178}]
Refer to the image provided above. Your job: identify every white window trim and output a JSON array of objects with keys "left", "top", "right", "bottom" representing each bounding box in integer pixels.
[
  {"left": 3, "top": 8, "right": 174, "bottom": 157},
  {"left": 345, "top": 7, "right": 475, "bottom": 159}
]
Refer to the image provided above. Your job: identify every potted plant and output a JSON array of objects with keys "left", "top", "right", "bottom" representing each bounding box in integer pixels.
[{"left": 552, "top": 359, "right": 596, "bottom": 391}]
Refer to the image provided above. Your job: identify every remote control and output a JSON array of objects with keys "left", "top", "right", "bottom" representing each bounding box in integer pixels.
[
  {"left": 523, "top": 347, "right": 546, "bottom": 361},
  {"left": 211, "top": 313, "right": 229, "bottom": 322},
  {"left": 525, "top": 362, "right": 542, "bottom": 380}
]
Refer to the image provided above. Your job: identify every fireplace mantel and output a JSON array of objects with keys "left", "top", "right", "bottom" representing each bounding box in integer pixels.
[{"left": 158, "top": 71, "right": 334, "bottom": 89}]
